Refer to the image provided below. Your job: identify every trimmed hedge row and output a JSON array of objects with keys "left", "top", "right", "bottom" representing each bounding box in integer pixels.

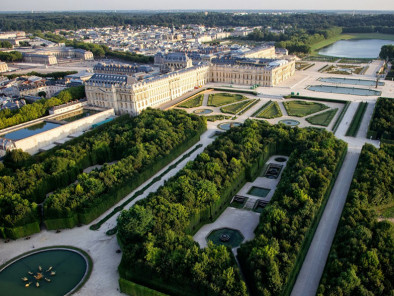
[
  {"left": 285, "top": 94, "right": 348, "bottom": 104},
  {"left": 332, "top": 101, "right": 351, "bottom": 133},
  {"left": 346, "top": 102, "right": 368, "bottom": 136},
  {"left": 212, "top": 87, "right": 258, "bottom": 96},
  {"left": 119, "top": 278, "right": 169, "bottom": 296}
]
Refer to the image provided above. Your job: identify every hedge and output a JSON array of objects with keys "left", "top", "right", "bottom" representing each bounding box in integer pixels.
[
  {"left": 119, "top": 278, "right": 170, "bottom": 296},
  {"left": 1, "top": 222, "right": 41, "bottom": 240}
]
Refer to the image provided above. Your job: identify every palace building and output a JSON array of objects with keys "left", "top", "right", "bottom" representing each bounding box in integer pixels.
[{"left": 86, "top": 54, "right": 295, "bottom": 115}]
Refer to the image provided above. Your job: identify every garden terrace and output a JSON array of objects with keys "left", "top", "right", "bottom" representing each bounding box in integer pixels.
[
  {"left": 318, "top": 144, "right": 394, "bottom": 296},
  {"left": 117, "top": 120, "right": 347, "bottom": 296},
  {"left": 0, "top": 109, "right": 206, "bottom": 238}
]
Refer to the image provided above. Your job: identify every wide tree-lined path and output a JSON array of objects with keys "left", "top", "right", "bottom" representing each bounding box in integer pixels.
[{"left": 291, "top": 148, "right": 360, "bottom": 296}]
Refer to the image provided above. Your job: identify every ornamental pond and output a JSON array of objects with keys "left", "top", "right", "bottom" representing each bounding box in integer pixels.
[{"left": 0, "top": 248, "right": 90, "bottom": 296}]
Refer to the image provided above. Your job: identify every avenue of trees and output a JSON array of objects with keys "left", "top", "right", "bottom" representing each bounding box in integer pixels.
[
  {"left": 368, "top": 97, "right": 394, "bottom": 141},
  {"left": 318, "top": 144, "right": 394, "bottom": 296},
  {"left": 0, "top": 85, "right": 85, "bottom": 130},
  {"left": 117, "top": 120, "right": 347, "bottom": 296},
  {"left": 0, "top": 109, "right": 206, "bottom": 238}
]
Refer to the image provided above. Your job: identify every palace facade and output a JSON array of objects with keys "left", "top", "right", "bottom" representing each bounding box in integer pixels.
[{"left": 86, "top": 57, "right": 295, "bottom": 115}]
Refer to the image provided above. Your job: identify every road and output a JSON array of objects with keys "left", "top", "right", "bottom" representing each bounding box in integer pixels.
[{"left": 290, "top": 149, "right": 361, "bottom": 296}]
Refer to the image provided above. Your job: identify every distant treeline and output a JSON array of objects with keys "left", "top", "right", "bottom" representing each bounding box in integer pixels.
[
  {"left": 5, "top": 71, "right": 77, "bottom": 80},
  {"left": 0, "top": 12, "right": 393, "bottom": 31}
]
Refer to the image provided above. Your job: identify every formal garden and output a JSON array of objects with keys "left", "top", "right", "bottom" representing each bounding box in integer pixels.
[
  {"left": 117, "top": 120, "right": 347, "bottom": 296},
  {"left": 283, "top": 100, "right": 329, "bottom": 117},
  {"left": 255, "top": 101, "right": 283, "bottom": 119},
  {"left": 177, "top": 94, "right": 204, "bottom": 108},
  {"left": 306, "top": 108, "right": 338, "bottom": 126},
  {"left": 220, "top": 99, "right": 257, "bottom": 115},
  {"left": 207, "top": 92, "right": 248, "bottom": 107},
  {"left": 0, "top": 109, "right": 206, "bottom": 239}
]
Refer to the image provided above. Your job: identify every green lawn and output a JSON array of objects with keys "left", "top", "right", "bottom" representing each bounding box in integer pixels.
[
  {"left": 220, "top": 100, "right": 254, "bottom": 114},
  {"left": 375, "top": 202, "right": 394, "bottom": 219},
  {"left": 306, "top": 108, "right": 338, "bottom": 126},
  {"left": 256, "top": 102, "right": 283, "bottom": 119},
  {"left": 208, "top": 93, "right": 248, "bottom": 107},
  {"left": 177, "top": 94, "right": 204, "bottom": 108},
  {"left": 284, "top": 100, "right": 329, "bottom": 117},
  {"left": 205, "top": 115, "right": 232, "bottom": 122}
]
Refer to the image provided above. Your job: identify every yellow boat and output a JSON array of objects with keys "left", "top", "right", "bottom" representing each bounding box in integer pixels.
[
  {"left": 46, "top": 266, "right": 52, "bottom": 272},
  {"left": 38, "top": 266, "right": 42, "bottom": 271},
  {"left": 50, "top": 271, "right": 56, "bottom": 276},
  {"left": 36, "top": 282, "right": 40, "bottom": 288},
  {"left": 25, "top": 282, "right": 32, "bottom": 287},
  {"left": 21, "top": 277, "right": 28, "bottom": 281},
  {"left": 45, "top": 278, "right": 51, "bottom": 282}
]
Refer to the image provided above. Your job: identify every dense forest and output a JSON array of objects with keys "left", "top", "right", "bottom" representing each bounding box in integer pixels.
[
  {"left": 0, "top": 85, "right": 85, "bottom": 130},
  {"left": 318, "top": 144, "right": 394, "bottom": 296},
  {"left": 0, "top": 12, "right": 393, "bottom": 32},
  {"left": 117, "top": 120, "right": 347, "bottom": 296},
  {"left": 368, "top": 97, "right": 394, "bottom": 141},
  {"left": 0, "top": 109, "right": 205, "bottom": 238}
]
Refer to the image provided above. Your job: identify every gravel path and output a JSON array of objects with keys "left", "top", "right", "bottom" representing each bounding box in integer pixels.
[{"left": 291, "top": 149, "right": 361, "bottom": 296}]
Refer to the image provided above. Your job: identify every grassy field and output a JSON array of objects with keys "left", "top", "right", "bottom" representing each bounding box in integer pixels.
[
  {"left": 256, "top": 102, "right": 283, "bottom": 119},
  {"left": 205, "top": 115, "right": 232, "bottom": 122},
  {"left": 375, "top": 202, "right": 394, "bottom": 219},
  {"left": 177, "top": 94, "right": 204, "bottom": 108},
  {"left": 306, "top": 108, "right": 338, "bottom": 126},
  {"left": 284, "top": 100, "right": 329, "bottom": 117},
  {"left": 220, "top": 100, "right": 254, "bottom": 114},
  {"left": 310, "top": 33, "right": 394, "bottom": 56},
  {"left": 208, "top": 93, "right": 248, "bottom": 107},
  {"left": 346, "top": 102, "right": 368, "bottom": 137}
]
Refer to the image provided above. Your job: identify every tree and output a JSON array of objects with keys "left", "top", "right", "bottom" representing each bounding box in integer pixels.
[{"left": 379, "top": 44, "right": 394, "bottom": 61}]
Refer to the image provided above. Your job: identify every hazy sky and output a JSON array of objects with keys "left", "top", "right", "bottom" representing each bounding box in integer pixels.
[{"left": 1, "top": 0, "right": 393, "bottom": 12}]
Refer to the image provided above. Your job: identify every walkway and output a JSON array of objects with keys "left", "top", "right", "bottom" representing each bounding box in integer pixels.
[{"left": 291, "top": 149, "right": 361, "bottom": 296}]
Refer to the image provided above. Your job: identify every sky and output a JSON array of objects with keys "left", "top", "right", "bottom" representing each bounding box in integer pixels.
[{"left": 1, "top": 0, "right": 393, "bottom": 12}]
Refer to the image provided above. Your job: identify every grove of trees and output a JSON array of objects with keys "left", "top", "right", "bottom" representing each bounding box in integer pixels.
[
  {"left": 368, "top": 97, "right": 394, "bottom": 141},
  {"left": 379, "top": 44, "right": 394, "bottom": 61},
  {"left": 0, "top": 109, "right": 206, "bottom": 238},
  {"left": 0, "top": 51, "right": 23, "bottom": 62},
  {"left": 117, "top": 120, "right": 347, "bottom": 296},
  {"left": 317, "top": 143, "right": 394, "bottom": 296}
]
